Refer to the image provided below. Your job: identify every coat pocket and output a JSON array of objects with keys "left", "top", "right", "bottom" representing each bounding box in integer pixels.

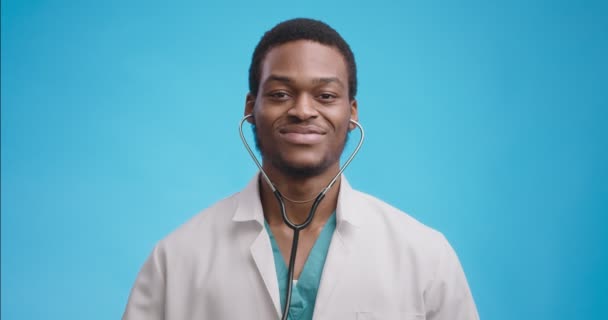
[{"left": 356, "top": 311, "right": 425, "bottom": 320}]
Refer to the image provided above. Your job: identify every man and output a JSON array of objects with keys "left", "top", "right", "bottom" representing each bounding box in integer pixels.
[{"left": 123, "top": 18, "right": 479, "bottom": 320}]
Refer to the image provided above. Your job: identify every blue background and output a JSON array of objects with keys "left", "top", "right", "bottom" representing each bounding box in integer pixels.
[{"left": 2, "top": 0, "right": 607, "bottom": 319}]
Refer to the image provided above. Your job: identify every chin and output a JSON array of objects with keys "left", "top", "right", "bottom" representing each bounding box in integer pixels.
[
  {"left": 273, "top": 156, "right": 333, "bottom": 178},
  {"left": 280, "top": 164, "right": 328, "bottom": 178}
]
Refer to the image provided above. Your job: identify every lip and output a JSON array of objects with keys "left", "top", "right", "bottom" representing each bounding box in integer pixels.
[{"left": 279, "top": 125, "right": 326, "bottom": 144}]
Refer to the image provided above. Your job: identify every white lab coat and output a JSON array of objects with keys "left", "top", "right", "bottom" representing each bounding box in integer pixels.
[{"left": 123, "top": 175, "right": 479, "bottom": 320}]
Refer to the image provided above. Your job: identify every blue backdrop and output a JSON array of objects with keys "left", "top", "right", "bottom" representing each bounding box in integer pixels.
[{"left": 2, "top": 0, "right": 607, "bottom": 319}]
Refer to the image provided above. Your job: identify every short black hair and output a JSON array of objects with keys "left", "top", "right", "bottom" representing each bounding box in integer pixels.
[{"left": 248, "top": 18, "right": 357, "bottom": 100}]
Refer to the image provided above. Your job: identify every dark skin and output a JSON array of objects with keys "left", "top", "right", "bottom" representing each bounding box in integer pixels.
[{"left": 244, "top": 40, "right": 358, "bottom": 279}]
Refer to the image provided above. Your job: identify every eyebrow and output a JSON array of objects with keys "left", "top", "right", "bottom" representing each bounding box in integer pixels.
[
  {"left": 312, "top": 77, "right": 345, "bottom": 88},
  {"left": 264, "top": 75, "right": 345, "bottom": 88},
  {"left": 265, "top": 75, "right": 293, "bottom": 84}
]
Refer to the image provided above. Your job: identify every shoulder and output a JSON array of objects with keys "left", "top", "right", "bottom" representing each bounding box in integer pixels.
[
  {"left": 356, "top": 189, "right": 444, "bottom": 238},
  {"left": 350, "top": 188, "right": 450, "bottom": 258},
  {"left": 154, "top": 191, "right": 241, "bottom": 255},
  {"left": 344, "top": 188, "right": 469, "bottom": 294}
]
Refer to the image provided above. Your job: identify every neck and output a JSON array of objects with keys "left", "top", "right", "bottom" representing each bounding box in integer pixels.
[{"left": 259, "top": 164, "right": 341, "bottom": 228}]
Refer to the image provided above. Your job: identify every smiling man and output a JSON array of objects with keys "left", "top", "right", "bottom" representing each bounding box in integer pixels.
[{"left": 123, "top": 18, "right": 479, "bottom": 320}]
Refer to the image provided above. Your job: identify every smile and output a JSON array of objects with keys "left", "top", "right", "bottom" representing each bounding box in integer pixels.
[{"left": 279, "top": 126, "right": 326, "bottom": 144}]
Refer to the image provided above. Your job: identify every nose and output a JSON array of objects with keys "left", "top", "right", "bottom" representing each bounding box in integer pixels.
[{"left": 287, "top": 94, "right": 318, "bottom": 120}]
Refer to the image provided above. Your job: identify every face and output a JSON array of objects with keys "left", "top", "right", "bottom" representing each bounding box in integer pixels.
[{"left": 245, "top": 40, "right": 358, "bottom": 178}]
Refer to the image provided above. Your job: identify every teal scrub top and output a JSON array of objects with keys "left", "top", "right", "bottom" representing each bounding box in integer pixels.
[{"left": 264, "top": 213, "right": 336, "bottom": 320}]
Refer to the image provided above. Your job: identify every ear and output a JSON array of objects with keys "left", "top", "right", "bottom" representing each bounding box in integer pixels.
[
  {"left": 244, "top": 93, "right": 256, "bottom": 124},
  {"left": 349, "top": 99, "right": 359, "bottom": 130}
]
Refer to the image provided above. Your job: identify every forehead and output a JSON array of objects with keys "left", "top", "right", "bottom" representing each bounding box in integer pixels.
[{"left": 260, "top": 40, "right": 348, "bottom": 84}]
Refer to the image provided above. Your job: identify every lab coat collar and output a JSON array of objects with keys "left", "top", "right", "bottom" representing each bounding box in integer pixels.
[
  {"left": 232, "top": 173, "right": 362, "bottom": 318},
  {"left": 335, "top": 176, "right": 362, "bottom": 228},
  {"left": 232, "top": 175, "right": 265, "bottom": 225},
  {"left": 232, "top": 173, "right": 362, "bottom": 228}
]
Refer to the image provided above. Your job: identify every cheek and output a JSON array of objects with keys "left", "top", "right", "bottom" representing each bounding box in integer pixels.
[
  {"left": 253, "top": 104, "right": 281, "bottom": 125},
  {"left": 251, "top": 114, "right": 278, "bottom": 146},
  {"left": 251, "top": 111, "right": 270, "bottom": 131},
  {"left": 334, "top": 115, "right": 352, "bottom": 134}
]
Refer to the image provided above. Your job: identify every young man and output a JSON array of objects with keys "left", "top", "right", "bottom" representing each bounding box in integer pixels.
[{"left": 123, "top": 18, "right": 479, "bottom": 320}]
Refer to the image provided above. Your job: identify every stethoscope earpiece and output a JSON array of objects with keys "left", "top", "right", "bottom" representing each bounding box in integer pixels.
[{"left": 244, "top": 114, "right": 255, "bottom": 124}]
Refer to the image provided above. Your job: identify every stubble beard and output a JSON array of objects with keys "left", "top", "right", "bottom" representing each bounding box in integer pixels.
[{"left": 252, "top": 125, "right": 349, "bottom": 179}]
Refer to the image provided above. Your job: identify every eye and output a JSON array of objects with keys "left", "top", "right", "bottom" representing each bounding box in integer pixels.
[
  {"left": 318, "top": 93, "right": 337, "bottom": 101},
  {"left": 267, "top": 91, "right": 290, "bottom": 101}
]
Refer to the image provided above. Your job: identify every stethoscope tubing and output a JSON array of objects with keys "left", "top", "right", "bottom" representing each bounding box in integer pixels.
[{"left": 239, "top": 114, "right": 364, "bottom": 320}]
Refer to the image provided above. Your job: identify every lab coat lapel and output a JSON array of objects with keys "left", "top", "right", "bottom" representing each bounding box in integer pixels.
[
  {"left": 233, "top": 175, "right": 282, "bottom": 318},
  {"left": 250, "top": 230, "right": 282, "bottom": 318},
  {"left": 313, "top": 177, "right": 361, "bottom": 318},
  {"left": 313, "top": 229, "right": 351, "bottom": 318}
]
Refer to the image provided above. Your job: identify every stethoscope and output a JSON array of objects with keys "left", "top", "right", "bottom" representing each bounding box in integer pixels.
[{"left": 239, "top": 114, "right": 365, "bottom": 320}]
